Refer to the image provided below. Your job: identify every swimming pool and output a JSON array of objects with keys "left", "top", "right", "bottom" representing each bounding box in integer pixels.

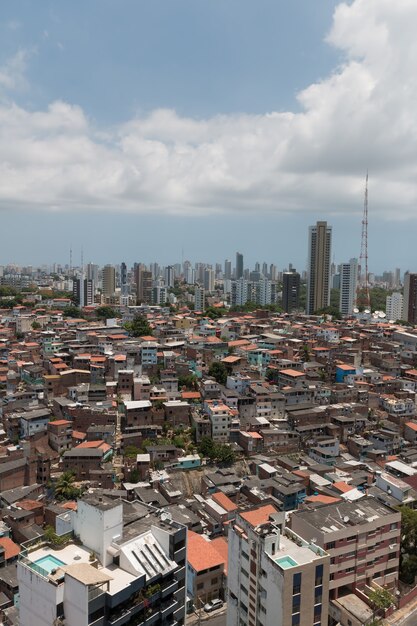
[
  {"left": 34, "top": 554, "right": 65, "bottom": 574},
  {"left": 275, "top": 556, "right": 298, "bottom": 569}
]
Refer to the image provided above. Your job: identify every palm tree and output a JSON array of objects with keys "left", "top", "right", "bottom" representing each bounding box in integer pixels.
[{"left": 54, "top": 471, "right": 79, "bottom": 501}]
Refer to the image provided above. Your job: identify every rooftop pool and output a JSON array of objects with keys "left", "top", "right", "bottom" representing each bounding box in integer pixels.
[
  {"left": 275, "top": 555, "right": 298, "bottom": 569},
  {"left": 34, "top": 554, "right": 66, "bottom": 574}
]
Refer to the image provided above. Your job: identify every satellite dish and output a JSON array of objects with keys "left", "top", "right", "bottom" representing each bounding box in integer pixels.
[
  {"left": 343, "top": 516, "right": 350, "bottom": 523},
  {"left": 364, "top": 309, "right": 371, "bottom": 314},
  {"left": 353, "top": 308, "right": 359, "bottom": 314},
  {"left": 389, "top": 320, "right": 395, "bottom": 324},
  {"left": 378, "top": 312, "right": 386, "bottom": 318}
]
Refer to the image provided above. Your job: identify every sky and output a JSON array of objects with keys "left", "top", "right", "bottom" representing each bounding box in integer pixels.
[{"left": 0, "top": 0, "right": 416, "bottom": 272}]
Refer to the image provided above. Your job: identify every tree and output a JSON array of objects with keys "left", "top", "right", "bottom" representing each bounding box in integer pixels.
[
  {"left": 63, "top": 305, "right": 82, "bottom": 318},
  {"left": 96, "top": 306, "right": 119, "bottom": 319},
  {"left": 124, "top": 445, "right": 140, "bottom": 459},
  {"left": 399, "top": 506, "right": 417, "bottom": 583},
  {"left": 368, "top": 587, "right": 394, "bottom": 621},
  {"left": 208, "top": 362, "right": 228, "bottom": 385},
  {"left": 178, "top": 373, "right": 198, "bottom": 390},
  {"left": 31, "top": 321, "right": 41, "bottom": 330},
  {"left": 205, "top": 307, "right": 228, "bottom": 320},
  {"left": 125, "top": 315, "right": 153, "bottom": 337},
  {"left": 54, "top": 472, "right": 80, "bottom": 501}
]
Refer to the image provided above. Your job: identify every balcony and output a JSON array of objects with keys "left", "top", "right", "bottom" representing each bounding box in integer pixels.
[
  {"left": 161, "top": 579, "right": 178, "bottom": 599},
  {"left": 161, "top": 599, "right": 178, "bottom": 620}
]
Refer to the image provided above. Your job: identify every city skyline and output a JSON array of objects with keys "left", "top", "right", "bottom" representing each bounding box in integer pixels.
[{"left": 1, "top": 1, "right": 417, "bottom": 268}]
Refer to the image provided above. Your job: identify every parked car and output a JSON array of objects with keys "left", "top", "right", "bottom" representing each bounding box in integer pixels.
[{"left": 204, "top": 599, "right": 223, "bottom": 613}]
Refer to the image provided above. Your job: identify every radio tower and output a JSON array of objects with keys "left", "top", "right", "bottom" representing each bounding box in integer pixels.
[{"left": 356, "top": 172, "right": 371, "bottom": 310}]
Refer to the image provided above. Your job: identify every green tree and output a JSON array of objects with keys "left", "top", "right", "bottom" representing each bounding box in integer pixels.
[
  {"left": 31, "top": 321, "right": 41, "bottom": 330},
  {"left": 368, "top": 587, "right": 394, "bottom": 621},
  {"left": 205, "top": 307, "right": 228, "bottom": 319},
  {"left": 62, "top": 305, "right": 82, "bottom": 318},
  {"left": 208, "top": 361, "right": 228, "bottom": 385},
  {"left": 54, "top": 472, "right": 80, "bottom": 500},
  {"left": 124, "top": 445, "right": 140, "bottom": 459},
  {"left": 96, "top": 306, "right": 119, "bottom": 319},
  {"left": 178, "top": 373, "right": 198, "bottom": 390},
  {"left": 125, "top": 315, "right": 153, "bottom": 337}
]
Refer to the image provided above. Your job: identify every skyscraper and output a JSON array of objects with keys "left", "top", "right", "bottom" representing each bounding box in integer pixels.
[
  {"left": 102, "top": 265, "right": 116, "bottom": 298},
  {"left": 307, "top": 221, "right": 332, "bottom": 315},
  {"left": 224, "top": 259, "right": 232, "bottom": 280},
  {"left": 403, "top": 272, "right": 417, "bottom": 324},
  {"left": 120, "top": 261, "right": 128, "bottom": 296},
  {"left": 73, "top": 278, "right": 93, "bottom": 307},
  {"left": 339, "top": 258, "right": 358, "bottom": 316},
  {"left": 282, "top": 269, "right": 300, "bottom": 313},
  {"left": 135, "top": 266, "right": 153, "bottom": 304},
  {"left": 236, "top": 252, "right": 243, "bottom": 280}
]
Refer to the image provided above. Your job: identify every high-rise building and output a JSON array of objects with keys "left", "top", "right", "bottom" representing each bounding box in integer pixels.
[
  {"left": 386, "top": 292, "right": 404, "bottom": 321},
  {"left": 270, "top": 264, "right": 277, "bottom": 281},
  {"left": 102, "top": 265, "right": 116, "bottom": 298},
  {"left": 231, "top": 278, "right": 250, "bottom": 306},
  {"left": 73, "top": 278, "right": 93, "bottom": 307},
  {"left": 204, "top": 268, "right": 215, "bottom": 293},
  {"left": 236, "top": 252, "right": 244, "bottom": 280},
  {"left": 339, "top": 258, "right": 358, "bottom": 316},
  {"left": 135, "top": 266, "right": 153, "bottom": 304},
  {"left": 224, "top": 259, "right": 232, "bottom": 280},
  {"left": 403, "top": 272, "right": 417, "bottom": 324},
  {"left": 120, "top": 261, "right": 128, "bottom": 296},
  {"left": 307, "top": 221, "right": 332, "bottom": 315},
  {"left": 165, "top": 265, "right": 175, "bottom": 288},
  {"left": 194, "top": 287, "right": 206, "bottom": 312},
  {"left": 227, "top": 504, "right": 330, "bottom": 626},
  {"left": 282, "top": 269, "right": 300, "bottom": 313}
]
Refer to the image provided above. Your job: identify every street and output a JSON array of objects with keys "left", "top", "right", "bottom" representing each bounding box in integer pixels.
[{"left": 186, "top": 610, "right": 227, "bottom": 626}]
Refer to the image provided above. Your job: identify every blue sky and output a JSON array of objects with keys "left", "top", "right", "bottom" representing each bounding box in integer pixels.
[{"left": 0, "top": 0, "right": 416, "bottom": 272}]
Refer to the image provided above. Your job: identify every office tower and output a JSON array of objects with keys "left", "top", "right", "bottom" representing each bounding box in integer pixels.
[
  {"left": 403, "top": 272, "right": 417, "bottom": 324},
  {"left": 183, "top": 261, "right": 194, "bottom": 284},
  {"left": 165, "top": 265, "right": 175, "bottom": 288},
  {"left": 135, "top": 266, "right": 153, "bottom": 304},
  {"left": 254, "top": 261, "right": 260, "bottom": 272},
  {"left": 73, "top": 278, "right": 93, "bottom": 307},
  {"left": 262, "top": 261, "right": 268, "bottom": 278},
  {"left": 120, "top": 262, "right": 128, "bottom": 296},
  {"left": 86, "top": 263, "right": 99, "bottom": 283},
  {"left": 204, "top": 268, "right": 215, "bottom": 292},
  {"left": 227, "top": 505, "right": 330, "bottom": 626},
  {"left": 152, "top": 282, "right": 168, "bottom": 305},
  {"left": 149, "top": 262, "right": 160, "bottom": 280},
  {"left": 215, "top": 262, "right": 222, "bottom": 278},
  {"left": 102, "top": 265, "right": 116, "bottom": 298},
  {"left": 194, "top": 287, "right": 206, "bottom": 312},
  {"left": 394, "top": 267, "right": 401, "bottom": 288},
  {"left": 195, "top": 262, "right": 206, "bottom": 284},
  {"left": 339, "top": 258, "right": 358, "bottom": 316},
  {"left": 270, "top": 264, "right": 277, "bottom": 281},
  {"left": 18, "top": 495, "right": 187, "bottom": 626},
  {"left": 282, "top": 269, "right": 300, "bottom": 313},
  {"left": 236, "top": 252, "right": 244, "bottom": 280},
  {"left": 386, "top": 292, "right": 404, "bottom": 321},
  {"left": 307, "top": 221, "right": 332, "bottom": 314},
  {"left": 224, "top": 259, "right": 232, "bottom": 280}
]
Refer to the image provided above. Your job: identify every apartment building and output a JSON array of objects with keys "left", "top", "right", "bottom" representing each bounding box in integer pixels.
[
  {"left": 187, "top": 530, "right": 226, "bottom": 607},
  {"left": 227, "top": 504, "right": 329, "bottom": 626},
  {"left": 291, "top": 497, "right": 401, "bottom": 600},
  {"left": 205, "top": 401, "right": 233, "bottom": 442},
  {"left": 18, "top": 494, "right": 187, "bottom": 626}
]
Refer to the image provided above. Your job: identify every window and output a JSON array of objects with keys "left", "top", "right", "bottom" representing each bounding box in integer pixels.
[
  {"left": 326, "top": 541, "right": 335, "bottom": 550},
  {"left": 293, "top": 573, "right": 302, "bottom": 595},
  {"left": 211, "top": 577, "right": 218, "bottom": 585},
  {"left": 292, "top": 594, "right": 301, "bottom": 611},
  {"left": 315, "top": 565, "right": 323, "bottom": 586},
  {"left": 292, "top": 614, "right": 300, "bottom": 626},
  {"left": 390, "top": 522, "right": 398, "bottom": 530},
  {"left": 197, "top": 583, "right": 204, "bottom": 590}
]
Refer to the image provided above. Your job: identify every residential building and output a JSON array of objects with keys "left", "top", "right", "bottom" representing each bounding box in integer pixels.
[
  {"left": 291, "top": 497, "right": 401, "bottom": 600},
  {"left": 135, "top": 267, "right": 153, "bottom": 305},
  {"left": 403, "top": 272, "right": 417, "bottom": 324},
  {"left": 73, "top": 278, "right": 94, "bottom": 307},
  {"left": 102, "top": 265, "right": 116, "bottom": 298},
  {"left": 236, "top": 252, "right": 244, "bottom": 280},
  {"left": 18, "top": 494, "right": 187, "bottom": 626},
  {"left": 307, "top": 221, "right": 332, "bottom": 314},
  {"left": 187, "top": 530, "right": 226, "bottom": 607},
  {"left": 282, "top": 270, "right": 300, "bottom": 313},
  {"left": 194, "top": 287, "right": 206, "bottom": 312},
  {"left": 339, "top": 258, "right": 358, "bottom": 316},
  {"left": 227, "top": 504, "right": 329, "bottom": 626},
  {"left": 386, "top": 292, "right": 404, "bottom": 321}
]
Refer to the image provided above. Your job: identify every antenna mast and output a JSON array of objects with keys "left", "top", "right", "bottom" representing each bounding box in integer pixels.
[{"left": 357, "top": 173, "right": 370, "bottom": 310}]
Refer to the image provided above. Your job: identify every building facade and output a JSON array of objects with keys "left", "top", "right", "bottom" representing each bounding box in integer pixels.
[{"left": 307, "top": 221, "right": 332, "bottom": 315}]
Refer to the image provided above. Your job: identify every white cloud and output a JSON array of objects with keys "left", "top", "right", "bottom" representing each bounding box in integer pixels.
[
  {"left": 0, "top": 49, "right": 31, "bottom": 93},
  {"left": 1, "top": 0, "right": 417, "bottom": 219}
]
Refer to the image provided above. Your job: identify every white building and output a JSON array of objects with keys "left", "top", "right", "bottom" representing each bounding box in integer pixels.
[
  {"left": 339, "top": 258, "right": 358, "bottom": 316},
  {"left": 18, "top": 494, "right": 187, "bottom": 626},
  {"left": 227, "top": 504, "right": 329, "bottom": 626},
  {"left": 194, "top": 287, "right": 206, "bottom": 312},
  {"left": 386, "top": 292, "right": 404, "bottom": 321}
]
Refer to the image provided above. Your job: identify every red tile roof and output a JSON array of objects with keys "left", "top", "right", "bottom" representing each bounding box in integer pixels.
[
  {"left": 0, "top": 537, "right": 20, "bottom": 560},
  {"left": 212, "top": 492, "right": 238, "bottom": 513},
  {"left": 240, "top": 504, "right": 278, "bottom": 527},
  {"left": 187, "top": 531, "right": 225, "bottom": 573}
]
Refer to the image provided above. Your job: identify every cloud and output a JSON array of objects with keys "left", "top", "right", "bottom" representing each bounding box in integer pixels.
[
  {"left": 0, "top": 0, "right": 417, "bottom": 219},
  {"left": 0, "top": 49, "right": 32, "bottom": 94}
]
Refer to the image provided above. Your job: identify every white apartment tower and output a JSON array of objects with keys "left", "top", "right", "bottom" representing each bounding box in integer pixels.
[
  {"left": 386, "top": 292, "right": 404, "bottom": 321},
  {"left": 227, "top": 504, "right": 329, "bottom": 626},
  {"left": 307, "top": 221, "right": 332, "bottom": 315},
  {"left": 339, "top": 258, "right": 358, "bottom": 316},
  {"left": 194, "top": 287, "right": 206, "bottom": 312}
]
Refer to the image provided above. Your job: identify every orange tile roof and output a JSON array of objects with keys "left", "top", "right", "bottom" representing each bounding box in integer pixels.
[
  {"left": 406, "top": 422, "right": 417, "bottom": 432},
  {"left": 187, "top": 531, "right": 225, "bottom": 573},
  {"left": 306, "top": 495, "right": 342, "bottom": 504},
  {"left": 240, "top": 504, "right": 278, "bottom": 527},
  {"left": 246, "top": 431, "right": 263, "bottom": 439},
  {"left": 221, "top": 355, "right": 241, "bottom": 364},
  {"left": 332, "top": 481, "right": 354, "bottom": 494},
  {"left": 72, "top": 431, "right": 87, "bottom": 440},
  {"left": 62, "top": 501, "right": 78, "bottom": 511},
  {"left": 181, "top": 391, "right": 201, "bottom": 400},
  {"left": 279, "top": 369, "right": 305, "bottom": 377},
  {"left": 50, "top": 420, "right": 72, "bottom": 426},
  {"left": 211, "top": 537, "right": 229, "bottom": 575},
  {"left": 0, "top": 537, "right": 20, "bottom": 560},
  {"left": 212, "top": 492, "right": 238, "bottom": 513},
  {"left": 76, "top": 440, "right": 105, "bottom": 449}
]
